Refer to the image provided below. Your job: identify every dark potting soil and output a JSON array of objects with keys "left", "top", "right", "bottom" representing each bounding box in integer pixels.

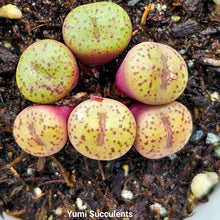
[{"left": 0, "top": 0, "right": 220, "bottom": 219}]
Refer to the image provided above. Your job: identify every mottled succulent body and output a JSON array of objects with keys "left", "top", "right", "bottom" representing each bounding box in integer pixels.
[
  {"left": 13, "top": 105, "right": 73, "bottom": 157},
  {"left": 16, "top": 39, "right": 79, "bottom": 104},
  {"left": 116, "top": 42, "right": 188, "bottom": 105},
  {"left": 62, "top": 2, "right": 132, "bottom": 65},
  {"left": 130, "top": 101, "right": 192, "bottom": 159},
  {"left": 68, "top": 96, "right": 136, "bottom": 160}
]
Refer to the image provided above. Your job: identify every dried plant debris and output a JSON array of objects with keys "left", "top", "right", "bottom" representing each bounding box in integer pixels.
[{"left": 0, "top": 0, "right": 220, "bottom": 219}]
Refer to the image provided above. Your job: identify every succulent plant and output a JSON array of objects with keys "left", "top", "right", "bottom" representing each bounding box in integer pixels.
[
  {"left": 13, "top": 105, "right": 73, "bottom": 157},
  {"left": 130, "top": 101, "right": 192, "bottom": 159},
  {"left": 62, "top": 2, "right": 132, "bottom": 65},
  {"left": 68, "top": 96, "right": 136, "bottom": 160},
  {"left": 16, "top": 39, "right": 79, "bottom": 104},
  {"left": 116, "top": 42, "right": 188, "bottom": 105}
]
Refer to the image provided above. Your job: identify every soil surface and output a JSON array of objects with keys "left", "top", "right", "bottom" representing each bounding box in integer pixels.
[{"left": 0, "top": 0, "right": 220, "bottom": 220}]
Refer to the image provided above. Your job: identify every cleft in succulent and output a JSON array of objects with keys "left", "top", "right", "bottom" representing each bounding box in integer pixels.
[
  {"left": 97, "top": 112, "right": 107, "bottom": 146},
  {"left": 68, "top": 96, "right": 137, "bottom": 160},
  {"left": 13, "top": 105, "right": 73, "bottom": 157},
  {"left": 89, "top": 16, "right": 100, "bottom": 42}
]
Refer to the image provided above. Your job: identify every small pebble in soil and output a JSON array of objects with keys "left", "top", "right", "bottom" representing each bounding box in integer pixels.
[
  {"left": 171, "top": 15, "right": 181, "bottom": 22},
  {"left": 190, "top": 130, "right": 204, "bottom": 141},
  {"left": 127, "top": 0, "right": 140, "bottom": 7},
  {"left": 26, "top": 168, "right": 34, "bottom": 175},
  {"left": 76, "top": 198, "right": 87, "bottom": 210},
  {"left": 156, "top": 3, "right": 167, "bottom": 13},
  {"left": 214, "top": 144, "right": 220, "bottom": 157},
  {"left": 190, "top": 172, "right": 219, "bottom": 199},
  {"left": 187, "top": 60, "right": 195, "bottom": 68},
  {"left": 3, "top": 42, "right": 12, "bottom": 48},
  {"left": 51, "top": 161, "right": 59, "bottom": 168},
  {"left": 150, "top": 202, "right": 167, "bottom": 217},
  {"left": 55, "top": 207, "right": 63, "bottom": 216},
  {"left": 205, "top": 133, "right": 220, "bottom": 145},
  {"left": 161, "top": 4, "right": 167, "bottom": 11},
  {"left": 34, "top": 187, "right": 42, "bottom": 197},
  {"left": 210, "top": 91, "right": 219, "bottom": 102},
  {"left": 0, "top": 4, "right": 22, "bottom": 19},
  {"left": 121, "top": 188, "right": 133, "bottom": 200},
  {"left": 168, "top": 153, "right": 177, "bottom": 161}
]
